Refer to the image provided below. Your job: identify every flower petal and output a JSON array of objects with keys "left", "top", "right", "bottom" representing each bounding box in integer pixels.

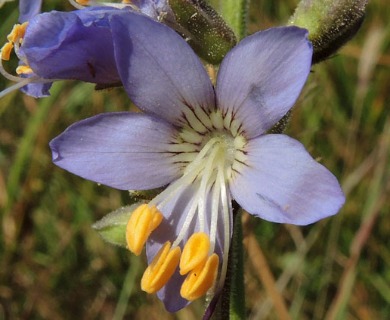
[
  {"left": 132, "top": 0, "right": 173, "bottom": 20},
  {"left": 50, "top": 112, "right": 180, "bottom": 190},
  {"left": 216, "top": 27, "right": 312, "bottom": 138},
  {"left": 110, "top": 12, "right": 215, "bottom": 126},
  {"left": 21, "top": 7, "right": 127, "bottom": 85},
  {"left": 19, "top": 0, "right": 42, "bottom": 22},
  {"left": 230, "top": 134, "right": 345, "bottom": 225},
  {"left": 20, "top": 79, "right": 51, "bottom": 98}
]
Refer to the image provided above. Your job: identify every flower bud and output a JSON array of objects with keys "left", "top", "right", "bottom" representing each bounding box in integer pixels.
[
  {"left": 165, "top": 0, "right": 237, "bottom": 64},
  {"left": 289, "top": 0, "right": 368, "bottom": 63}
]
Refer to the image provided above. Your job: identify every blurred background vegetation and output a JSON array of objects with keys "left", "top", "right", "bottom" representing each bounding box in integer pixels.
[{"left": 0, "top": 0, "right": 389, "bottom": 319}]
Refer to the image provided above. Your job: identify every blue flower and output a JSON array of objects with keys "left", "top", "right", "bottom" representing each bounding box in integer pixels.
[
  {"left": 49, "top": 12, "right": 345, "bottom": 312},
  {"left": 0, "top": 1, "right": 172, "bottom": 98},
  {"left": 0, "top": 6, "right": 131, "bottom": 98}
]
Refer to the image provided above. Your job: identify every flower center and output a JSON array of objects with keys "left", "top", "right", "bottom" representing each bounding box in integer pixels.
[
  {"left": 0, "top": 22, "right": 34, "bottom": 80},
  {"left": 125, "top": 108, "right": 248, "bottom": 301},
  {"left": 0, "top": 22, "right": 52, "bottom": 99}
]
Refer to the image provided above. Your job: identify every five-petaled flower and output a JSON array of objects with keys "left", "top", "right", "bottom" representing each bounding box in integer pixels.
[{"left": 49, "top": 12, "right": 345, "bottom": 312}]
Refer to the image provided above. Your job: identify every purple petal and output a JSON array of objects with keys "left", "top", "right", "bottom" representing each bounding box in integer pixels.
[
  {"left": 20, "top": 80, "right": 52, "bottom": 98},
  {"left": 216, "top": 27, "right": 312, "bottom": 138},
  {"left": 132, "top": 0, "right": 173, "bottom": 20},
  {"left": 19, "top": 0, "right": 42, "bottom": 22},
  {"left": 50, "top": 112, "right": 180, "bottom": 190},
  {"left": 230, "top": 134, "right": 345, "bottom": 225},
  {"left": 110, "top": 12, "right": 215, "bottom": 126},
  {"left": 20, "top": 7, "right": 127, "bottom": 85}
]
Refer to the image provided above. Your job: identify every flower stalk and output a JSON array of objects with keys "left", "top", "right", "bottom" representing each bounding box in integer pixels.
[
  {"left": 210, "top": 0, "right": 250, "bottom": 40},
  {"left": 220, "top": 206, "right": 246, "bottom": 320}
]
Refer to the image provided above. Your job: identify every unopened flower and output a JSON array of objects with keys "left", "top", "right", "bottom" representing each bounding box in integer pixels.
[{"left": 50, "top": 12, "right": 345, "bottom": 311}]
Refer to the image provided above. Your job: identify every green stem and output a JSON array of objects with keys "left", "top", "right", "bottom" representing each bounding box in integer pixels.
[
  {"left": 218, "top": 206, "right": 245, "bottom": 319},
  {"left": 216, "top": 0, "right": 250, "bottom": 40},
  {"left": 113, "top": 255, "right": 142, "bottom": 320}
]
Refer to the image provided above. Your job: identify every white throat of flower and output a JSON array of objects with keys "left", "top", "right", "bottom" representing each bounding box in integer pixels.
[{"left": 126, "top": 108, "right": 248, "bottom": 302}]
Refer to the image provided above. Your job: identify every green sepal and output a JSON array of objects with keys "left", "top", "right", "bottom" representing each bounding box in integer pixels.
[
  {"left": 92, "top": 204, "right": 141, "bottom": 247},
  {"left": 128, "top": 188, "right": 164, "bottom": 203},
  {"left": 167, "top": 0, "right": 236, "bottom": 64},
  {"left": 289, "top": 0, "right": 368, "bottom": 64},
  {"left": 268, "top": 110, "right": 292, "bottom": 134}
]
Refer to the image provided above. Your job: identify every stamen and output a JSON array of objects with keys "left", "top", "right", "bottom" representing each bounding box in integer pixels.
[
  {"left": 7, "top": 22, "right": 28, "bottom": 44},
  {"left": 0, "top": 78, "right": 35, "bottom": 99},
  {"left": 69, "top": 0, "right": 136, "bottom": 9},
  {"left": 135, "top": 107, "right": 246, "bottom": 299},
  {"left": 172, "top": 144, "right": 220, "bottom": 246},
  {"left": 150, "top": 138, "right": 219, "bottom": 208},
  {"left": 76, "top": 0, "right": 90, "bottom": 5},
  {"left": 126, "top": 204, "right": 163, "bottom": 256},
  {"left": 196, "top": 142, "right": 220, "bottom": 231},
  {"left": 216, "top": 164, "right": 231, "bottom": 291},
  {"left": 141, "top": 241, "right": 181, "bottom": 293},
  {"left": 171, "top": 191, "right": 200, "bottom": 248},
  {"left": 16, "top": 65, "right": 33, "bottom": 75},
  {"left": 68, "top": 0, "right": 87, "bottom": 9},
  {"left": 0, "top": 54, "right": 28, "bottom": 82},
  {"left": 180, "top": 253, "right": 219, "bottom": 301},
  {"left": 179, "top": 233, "right": 210, "bottom": 275},
  {"left": 1, "top": 22, "right": 28, "bottom": 62},
  {"left": 0, "top": 42, "right": 13, "bottom": 61},
  {"left": 209, "top": 174, "right": 222, "bottom": 253}
]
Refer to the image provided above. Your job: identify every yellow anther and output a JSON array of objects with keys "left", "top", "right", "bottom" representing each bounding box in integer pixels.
[
  {"left": 179, "top": 232, "right": 210, "bottom": 275},
  {"left": 1, "top": 42, "right": 13, "bottom": 61},
  {"left": 7, "top": 23, "right": 28, "bottom": 44},
  {"left": 180, "top": 253, "right": 219, "bottom": 301},
  {"left": 76, "top": 0, "right": 90, "bottom": 5},
  {"left": 122, "top": 0, "right": 132, "bottom": 3},
  {"left": 126, "top": 204, "right": 163, "bottom": 256},
  {"left": 141, "top": 242, "right": 181, "bottom": 293},
  {"left": 16, "top": 65, "right": 33, "bottom": 75}
]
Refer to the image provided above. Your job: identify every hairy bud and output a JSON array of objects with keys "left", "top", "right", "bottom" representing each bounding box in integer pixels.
[
  {"left": 165, "top": 0, "right": 237, "bottom": 64},
  {"left": 289, "top": 0, "right": 368, "bottom": 63}
]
